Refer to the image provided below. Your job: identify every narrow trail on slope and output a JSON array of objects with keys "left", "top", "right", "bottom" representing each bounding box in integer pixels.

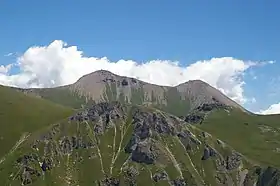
[
  {"left": 110, "top": 115, "right": 133, "bottom": 174},
  {"left": 84, "top": 121, "right": 105, "bottom": 174},
  {"left": 164, "top": 145, "right": 183, "bottom": 178},
  {"left": 109, "top": 121, "right": 117, "bottom": 175},
  {"left": 176, "top": 137, "right": 205, "bottom": 185}
]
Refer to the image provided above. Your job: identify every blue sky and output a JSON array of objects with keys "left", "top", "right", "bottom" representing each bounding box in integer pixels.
[{"left": 0, "top": 0, "right": 280, "bottom": 113}]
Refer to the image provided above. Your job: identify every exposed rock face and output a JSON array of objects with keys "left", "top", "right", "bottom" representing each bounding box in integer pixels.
[
  {"left": 226, "top": 152, "right": 242, "bottom": 170},
  {"left": 184, "top": 114, "right": 204, "bottom": 124},
  {"left": 18, "top": 70, "right": 247, "bottom": 117},
  {"left": 177, "top": 130, "right": 201, "bottom": 150},
  {"left": 170, "top": 178, "right": 187, "bottom": 186},
  {"left": 196, "top": 102, "right": 229, "bottom": 112},
  {"left": 131, "top": 139, "right": 158, "bottom": 164},
  {"left": 132, "top": 109, "right": 177, "bottom": 136},
  {"left": 6, "top": 102, "right": 274, "bottom": 186},
  {"left": 201, "top": 146, "right": 216, "bottom": 160},
  {"left": 99, "top": 177, "right": 120, "bottom": 186},
  {"left": 152, "top": 171, "right": 168, "bottom": 182},
  {"left": 123, "top": 166, "right": 139, "bottom": 185},
  {"left": 257, "top": 166, "right": 280, "bottom": 186},
  {"left": 183, "top": 102, "right": 231, "bottom": 125},
  {"left": 214, "top": 151, "right": 242, "bottom": 172}
]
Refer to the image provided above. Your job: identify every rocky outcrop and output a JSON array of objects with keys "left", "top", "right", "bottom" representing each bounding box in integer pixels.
[
  {"left": 181, "top": 102, "right": 230, "bottom": 125},
  {"left": 184, "top": 114, "right": 204, "bottom": 124},
  {"left": 201, "top": 146, "right": 216, "bottom": 160},
  {"left": 152, "top": 171, "right": 168, "bottom": 182},
  {"left": 170, "top": 178, "right": 187, "bottom": 186},
  {"left": 196, "top": 102, "right": 229, "bottom": 112},
  {"left": 6, "top": 102, "right": 259, "bottom": 186},
  {"left": 99, "top": 177, "right": 120, "bottom": 186},
  {"left": 257, "top": 166, "right": 280, "bottom": 186},
  {"left": 177, "top": 130, "right": 201, "bottom": 150},
  {"left": 123, "top": 166, "right": 139, "bottom": 185},
  {"left": 226, "top": 151, "right": 242, "bottom": 170},
  {"left": 131, "top": 139, "right": 159, "bottom": 164}
]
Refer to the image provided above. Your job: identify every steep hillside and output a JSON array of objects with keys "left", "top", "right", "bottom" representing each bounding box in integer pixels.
[
  {"left": 17, "top": 70, "right": 246, "bottom": 116},
  {"left": 175, "top": 100, "right": 280, "bottom": 169},
  {"left": 14, "top": 70, "right": 280, "bottom": 171},
  {"left": 0, "top": 102, "right": 279, "bottom": 186},
  {"left": 0, "top": 85, "right": 74, "bottom": 162},
  {"left": 197, "top": 108, "right": 280, "bottom": 168}
]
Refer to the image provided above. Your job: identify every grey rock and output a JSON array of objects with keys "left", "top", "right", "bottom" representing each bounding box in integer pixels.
[
  {"left": 17, "top": 154, "right": 38, "bottom": 166},
  {"left": 102, "top": 77, "right": 116, "bottom": 83},
  {"left": 123, "top": 166, "right": 139, "bottom": 185},
  {"left": 184, "top": 114, "right": 204, "bottom": 124},
  {"left": 177, "top": 130, "right": 201, "bottom": 151},
  {"left": 201, "top": 146, "right": 216, "bottom": 160},
  {"left": 21, "top": 168, "right": 32, "bottom": 185},
  {"left": 226, "top": 151, "right": 242, "bottom": 170},
  {"left": 99, "top": 177, "right": 120, "bottom": 186},
  {"left": 132, "top": 109, "right": 176, "bottom": 138},
  {"left": 60, "top": 136, "right": 73, "bottom": 154},
  {"left": 257, "top": 166, "right": 280, "bottom": 186},
  {"left": 125, "top": 166, "right": 139, "bottom": 177},
  {"left": 125, "top": 135, "right": 140, "bottom": 153},
  {"left": 94, "top": 123, "right": 104, "bottom": 135},
  {"left": 121, "top": 79, "right": 129, "bottom": 86},
  {"left": 152, "top": 171, "right": 168, "bottom": 182},
  {"left": 41, "top": 158, "right": 52, "bottom": 171},
  {"left": 170, "top": 178, "right": 187, "bottom": 186},
  {"left": 196, "top": 103, "right": 228, "bottom": 112},
  {"left": 131, "top": 140, "right": 158, "bottom": 164}
]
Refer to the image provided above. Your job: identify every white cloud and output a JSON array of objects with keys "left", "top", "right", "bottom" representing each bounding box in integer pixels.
[
  {"left": 0, "top": 64, "right": 13, "bottom": 74},
  {"left": 4, "top": 53, "right": 14, "bottom": 57},
  {"left": 0, "top": 40, "right": 274, "bottom": 105},
  {"left": 258, "top": 103, "right": 280, "bottom": 115}
]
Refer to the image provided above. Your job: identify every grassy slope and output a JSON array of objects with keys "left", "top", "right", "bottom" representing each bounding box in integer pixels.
[
  {"left": 199, "top": 109, "right": 280, "bottom": 168},
  {"left": 21, "top": 83, "right": 191, "bottom": 117},
  {"left": 17, "top": 87, "right": 94, "bottom": 109},
  {"left": 0, "top": 85, "right": 74, "bottom": 159},
  {"left": 0, "top": 104, "right": 257, "bottom": 186},
  {"left": 18, "top": 85, "right": 280, "bottom": 169}
]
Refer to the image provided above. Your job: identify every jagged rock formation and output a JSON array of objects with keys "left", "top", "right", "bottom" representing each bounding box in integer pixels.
[{"left": 0, "top": 101, "right": 276, "bottom": 186}]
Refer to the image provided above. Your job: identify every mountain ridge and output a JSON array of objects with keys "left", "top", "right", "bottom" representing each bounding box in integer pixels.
[
  {"left": 16, "top": 69, "right": 247, "bottom": 115},
  {"left": 0, "top": 77, "right": 279, "bottom": 185}
]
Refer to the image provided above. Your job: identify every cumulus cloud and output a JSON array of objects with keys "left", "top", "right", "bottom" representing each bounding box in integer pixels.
[
  {"left": 258, "top": 103, "right": 280, "bottom": 115},
  {"left": 0, "top": 40, "right": 274, "bottom": 105}
]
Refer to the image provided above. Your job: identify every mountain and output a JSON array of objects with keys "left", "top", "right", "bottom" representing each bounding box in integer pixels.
[
  {"left": 0, "top": 85, "right": 74, "bottom": 169},
  {"left": 17, "top": 70, "right": 246, "bottom": 117},
  {"left": 1, "top": 101, "right": 279, "bottom": 186},
  {"left": 3, "top": 70, "right": 279, "bottom": 185},
  {"left": 14, "top": 70, "right": 280, "bottom": 168}
]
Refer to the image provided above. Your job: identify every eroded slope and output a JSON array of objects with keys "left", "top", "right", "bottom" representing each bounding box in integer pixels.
[
  {"left": 0, "top": 102, "right": 275, "bottom": 186},
  {"left": 16, "top": 70, "right": 245, "bottom": 116}
]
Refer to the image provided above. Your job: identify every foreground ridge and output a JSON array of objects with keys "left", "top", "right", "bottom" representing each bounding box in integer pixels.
[{"left": 1, "top": 101, "right": 279, "bottom": 186}]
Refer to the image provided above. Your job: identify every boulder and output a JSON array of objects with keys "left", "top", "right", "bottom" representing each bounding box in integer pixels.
[
  {"left": 131, "top": 140, "right": 158, "bottom": 164},
  {"left": 170, "top": 178, "right": 187, "bottom": 186},
  {"left": 152, "top": 171, "right": 168, "bottom": 182}
]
